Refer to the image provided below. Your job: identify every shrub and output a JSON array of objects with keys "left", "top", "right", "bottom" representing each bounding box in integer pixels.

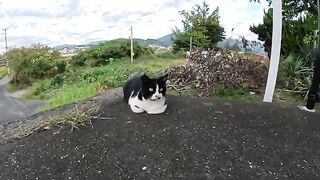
[
  {"left": 51, "top": 74, "right": 65, "bottom": 87},
  {"left": 0, "top": 66, "right": 8, "bottom": 79},
  {"left": 72, "top": 39, "right": 150, "bottom": 67},
  {"left": 56, "top": 60, "right": 67, "bottom": 74},
  {"left": 279, "top": 54, "right": 313, "bottom": 97},
  {"left": 5, "top": 44, "right": 65, "bottom": 85},
  {"left": 156, "top": 51, "right": 185, "bottom": 59}
]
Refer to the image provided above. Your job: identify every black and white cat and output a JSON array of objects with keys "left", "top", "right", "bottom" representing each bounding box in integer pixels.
[{"left": 123, "top": 74, "right": 167, "bottom": 114}]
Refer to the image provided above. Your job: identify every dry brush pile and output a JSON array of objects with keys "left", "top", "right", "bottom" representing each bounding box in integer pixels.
[{"left": 167, "top": 48, "right": 268, "bottom": 96}]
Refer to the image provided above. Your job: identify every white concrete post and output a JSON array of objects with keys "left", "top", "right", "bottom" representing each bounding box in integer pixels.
[{"left": 263, "top": 0, "right": 283, "bottom": 102}]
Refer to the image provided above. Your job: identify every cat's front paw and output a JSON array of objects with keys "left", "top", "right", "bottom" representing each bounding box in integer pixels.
[
  {"left": 130, "top": 105, "right": 144, "bottom": 113},
  {"left": 146, "top": 104, "right": 167, "bottom": 114}
]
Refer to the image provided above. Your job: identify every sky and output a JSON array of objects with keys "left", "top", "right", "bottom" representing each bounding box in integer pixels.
[{"left": 0, "top": 0, "right": 269, "bottom": 53}]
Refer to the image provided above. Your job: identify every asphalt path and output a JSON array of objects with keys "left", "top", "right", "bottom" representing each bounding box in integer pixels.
[
  {"left": 0, "top": 95, "right": 319, "bottom": 179},
  {"left": 0, "top": 77, "right": 42, "bottom": 123}
]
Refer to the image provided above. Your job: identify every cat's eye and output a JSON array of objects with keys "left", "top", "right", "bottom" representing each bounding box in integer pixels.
[
  {"left": 149, "top": 88, "right": 154, "bottom": 91},
  {"left": 159, "top": 88, "right": 163, "bottom": 91}
]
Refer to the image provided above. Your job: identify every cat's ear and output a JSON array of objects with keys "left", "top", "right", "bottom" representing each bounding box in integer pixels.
[
  {"left": 141, "top": 74, "right": 150, "bottom": 83},
  {"left": 159, "top": 73, "right": 168, "bottom": 82}
]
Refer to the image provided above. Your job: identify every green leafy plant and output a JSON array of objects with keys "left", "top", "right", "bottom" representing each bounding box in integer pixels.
[
  {"left": 0, "top": 66, "right": 8, "bottom": 79},
  {"left": 279, "top": 55, "right": 313, "bottom": 98},
  {"left": 5, "top": 44, "right": 65, "bottom": 85},
  {"left": 250, "top": 2, "right": 317, "bottom": 57},
  {"left": 72, "top": 39, "right": 151, "bottom": 67}
]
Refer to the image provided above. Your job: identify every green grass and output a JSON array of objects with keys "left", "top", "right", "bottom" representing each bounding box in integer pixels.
[
  {"left": 212, "top": 85, "right": 262, "bottom": 102},
  {"left": 36, "top": 82, "right": 101, "bottom": 111},
  {"left": 167, "top": 84, "right": 310, "bottom": 106},
  {"left": 209, "top": 85, "right": 312, "bottom": 106},
  {"left": 27, "top": 56, "right": 185, "bottom": 111},
  {"left": 273, "top": 89, "right": 306, "bottom": 104},
  {"left": 167, "top": 84, "right": 263, "bottom": 102},
  {"left": 0, "top": 66, "right": 8, "bottom": 79}
]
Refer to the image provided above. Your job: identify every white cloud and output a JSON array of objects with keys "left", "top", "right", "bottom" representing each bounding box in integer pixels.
[{"left": 0, "top": 0, "right": 269, "bottom": 53}]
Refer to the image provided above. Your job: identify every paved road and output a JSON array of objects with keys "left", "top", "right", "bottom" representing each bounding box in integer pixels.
[
  {"left": 0, "top": 77, "right": 42, "bottom": 123},
  {"left": 0, "top": 95, "right": 319, "bottom": 179}
]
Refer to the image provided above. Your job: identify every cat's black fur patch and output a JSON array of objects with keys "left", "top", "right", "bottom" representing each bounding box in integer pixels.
[
  {"left": 123, "top": 75, "right": 142, "bottom": 102},
  {"left": 123, "top": 74, "right": 167, "bottom": 103}
]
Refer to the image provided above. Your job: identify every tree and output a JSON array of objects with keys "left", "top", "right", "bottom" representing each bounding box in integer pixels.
[
  {"left": 250, "top": 0, "right": 318, "bottom": 57},
  {"left": 172, "top": 1, "right": 225, "bottom": 52},
  {"left": 240, "top": 36, "right": 250, "bottom": 51},
  {"left": 249, "top": 9, "right": 273, "bottom": 57},
  {"left": 6, "top": 44, "right": 65, "bottom": 84},
  {"left": 250, "top": 0, "right": 318, "bottom": 15},
  {"left": 72, "top": 39, "right": 150, "bottom": 67}
]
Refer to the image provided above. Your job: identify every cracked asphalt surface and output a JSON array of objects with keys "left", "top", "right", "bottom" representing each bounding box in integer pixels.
[{"left": 0, "top": 95, "right": 320, "bottom": 179}]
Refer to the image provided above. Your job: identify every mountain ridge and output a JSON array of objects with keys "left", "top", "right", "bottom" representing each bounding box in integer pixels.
[
  {"left": 53, "top": 34, "right": 265, "bottom": 54},
  {"left": 53, "top": 34, "right": 173, "bottom": 50}
]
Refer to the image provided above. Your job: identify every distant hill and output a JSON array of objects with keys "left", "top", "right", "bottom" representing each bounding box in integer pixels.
[
  {"left": 217, "top": 38, "right": 266, "bottom": 54},
  {"left": 53, "top": 44, "right": 77, "bottom": 51},
  {"left": 134, "top": 34, "right": 173, "bottom": 47},
  {"left": 53, "top": 35, "right": 266, "bottom": 55},
  {"left": 53, "top": 34, "right": 173, "bottom": 50},
  {"left": 87, "top": 40, "right": 107, "bottom": 46},
  {"left": 147, "top": 34, "right": 172, "bottom": 47}
]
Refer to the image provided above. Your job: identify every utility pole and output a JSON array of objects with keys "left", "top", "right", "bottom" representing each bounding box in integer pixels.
[
  {"left": 3, "top": 28, "right": 8, "bottom": 53},
  {"left": 317, "top": 0, "right": 320, "bottom": 47},
  {"left": 189, "top": 36, "right": 192, "bottom": 52},
  {"left": 130, "top": 26, "right": 133, "bottom": 63},
  {"left": 3, "top": 28, "right": 10, "bottom": 75}
]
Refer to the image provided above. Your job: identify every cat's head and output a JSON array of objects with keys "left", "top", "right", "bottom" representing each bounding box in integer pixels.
[{"left": 141, "top": 74, "right": 167, "bottom": 101}]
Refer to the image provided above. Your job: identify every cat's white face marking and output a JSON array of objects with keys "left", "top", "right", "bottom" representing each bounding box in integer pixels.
[{"left": 150, "top": 84, "right": 163, "bottom": 101}]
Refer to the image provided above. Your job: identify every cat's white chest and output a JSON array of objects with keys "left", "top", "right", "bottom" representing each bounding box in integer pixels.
[{"left": 128, "top": 94, "right": 167, "bottom": 114}]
